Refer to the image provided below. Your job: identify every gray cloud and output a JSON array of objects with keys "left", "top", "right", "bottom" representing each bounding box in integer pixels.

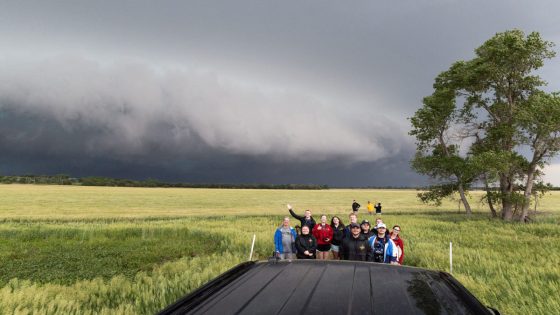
[
  {"left": 1, "top": 1, "right": 560, "bottom": 185},
  {"left": 0, "top": 56, "right": 407, "bottom": 165}
]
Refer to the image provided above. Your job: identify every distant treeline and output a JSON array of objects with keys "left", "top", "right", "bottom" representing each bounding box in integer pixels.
[
  {"left": 0, "top": 174, "right": 328, "bottom": 190},
  {"left": 2, "top": 174, "right": 559, "bottom": 190},
  {"left": 0, "top": 174, "right": 76, "bottom": 185},
  {"left": 80, "top": 176, "right": 329, "bottom": 189}
]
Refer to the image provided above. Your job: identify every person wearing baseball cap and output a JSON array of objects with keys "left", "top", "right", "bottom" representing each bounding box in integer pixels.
[
  {"left": 368, "top": 222, "right": 398, "bottom": 264},
  {"left": 340, "top": 222, "right": 371, "bottom": 261},
  {"left": 360, "top": 219, "right": 374, "bottom": 239},
  {"left": 371, "top": 218, "right": 383, "bottom": 235}
]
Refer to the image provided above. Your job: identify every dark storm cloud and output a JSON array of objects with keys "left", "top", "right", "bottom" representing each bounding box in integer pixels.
[
  {"left": 0, "top": 56, "right": 405, "bottom": 163},
  {"left": 1, "top": 1, "right": 560, "bottom": 185}
]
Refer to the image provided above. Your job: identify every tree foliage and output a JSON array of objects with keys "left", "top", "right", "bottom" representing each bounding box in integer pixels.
[{"left": 410, "top": 29, "right": 559, "bottom": 221}]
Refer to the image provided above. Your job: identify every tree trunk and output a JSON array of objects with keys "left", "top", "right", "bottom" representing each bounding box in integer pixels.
[
  {"left": 437, "top": 133, "right": 473, "bottom": 217},
  {"left": 500, "top": 174, "right": 514, "bottom": 221},
  {"left": 501, "top": 197, "right": 514, "bottom": 220},
  {"left": 483, "top": 174, "right": 497, "bottom": 218},
  {"left": 520, "top": 165, "right": 537, "bottom": 222},
  {"left": 457, "top": 183, "right": 472, "bottom": 216}
]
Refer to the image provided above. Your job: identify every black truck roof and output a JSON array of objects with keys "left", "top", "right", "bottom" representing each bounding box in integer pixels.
[{"left": 159, "top": 260, "right": 495, "bottom": 315}]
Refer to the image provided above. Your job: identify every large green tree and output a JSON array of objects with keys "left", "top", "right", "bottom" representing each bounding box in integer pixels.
[
  {"left": 409, "top": 77, "right": 475, "bottom": 215},
  {"left": 410, "top": 30, "right": 559, "bottom": 221},
  {"left": 517, "top": 92, "right": 560, "bottom": 221}
]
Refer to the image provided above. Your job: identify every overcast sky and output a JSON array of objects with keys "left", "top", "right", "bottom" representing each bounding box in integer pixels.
[{"left": 1, "top": 1, "right": 560, "bottom": 186}]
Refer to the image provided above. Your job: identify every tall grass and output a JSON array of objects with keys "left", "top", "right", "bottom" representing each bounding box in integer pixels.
[
  {"left": 0, "top": 221, "right": 224, "bottom": 285},
  {"left": 1, "top": 186, "right": 559, "bottom": 314},
  {"left": 0, "top": 253, "right": 244, "bottom": 315}
]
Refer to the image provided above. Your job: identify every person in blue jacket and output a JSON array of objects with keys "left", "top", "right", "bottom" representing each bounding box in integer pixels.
[
  {"left": 274, "top": 217, "right": 298, "bottom": 260},
  {"left": 368, "top": 223, "right": 398, "bottom": 264}
]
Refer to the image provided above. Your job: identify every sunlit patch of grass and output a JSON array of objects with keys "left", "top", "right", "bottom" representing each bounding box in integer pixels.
[{"left": 4, "top": 184, "right": 559, "bottom": 219}]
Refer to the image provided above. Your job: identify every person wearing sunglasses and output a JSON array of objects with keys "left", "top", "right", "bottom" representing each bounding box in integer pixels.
[{"left": 390, "top": 225, "right": 404, "bottom": 265}]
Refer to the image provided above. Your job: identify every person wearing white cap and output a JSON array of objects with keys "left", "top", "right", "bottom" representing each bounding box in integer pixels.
[
  {"left": 368, "top": 223, "right": 398, "bottom": 264},
  {"left": 372, "top": 218, "right": 383, "bottom": 235}
]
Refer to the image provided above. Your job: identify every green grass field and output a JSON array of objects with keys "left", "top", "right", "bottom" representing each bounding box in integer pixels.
[{"left": 1, "top": 184, "right": 559, "bottom": 314}]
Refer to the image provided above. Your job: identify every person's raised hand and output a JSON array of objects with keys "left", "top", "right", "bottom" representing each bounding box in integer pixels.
[{"left": 287, "top": 204, "right": 292, "bottom": 210}]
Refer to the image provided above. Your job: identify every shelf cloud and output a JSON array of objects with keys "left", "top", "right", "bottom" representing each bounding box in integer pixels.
[
  {"left": 0, "top": 56, "right": 406, "bottom": 164},
  {"left": 1, "top": 1, "right": 559, "bottom": 185}
]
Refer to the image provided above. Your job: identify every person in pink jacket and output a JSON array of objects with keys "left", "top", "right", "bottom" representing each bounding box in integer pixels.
[{"left": 312, "top": 214, "right": 333, "bottom": 260}]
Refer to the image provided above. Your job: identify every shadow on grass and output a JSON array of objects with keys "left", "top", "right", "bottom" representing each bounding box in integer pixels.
[{"left": 0, "top": 227, "right": 224, "bottom": 286}]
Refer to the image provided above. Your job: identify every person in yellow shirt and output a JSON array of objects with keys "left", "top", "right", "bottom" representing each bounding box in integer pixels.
[{"left": 367, "top": 201, "right": 374, "bottom": 215}]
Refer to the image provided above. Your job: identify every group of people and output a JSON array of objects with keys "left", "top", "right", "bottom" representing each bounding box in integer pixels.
[
  {"left": 353, "top": 200, "right": 382, "bottom": 215},
  {"left": 274, "top": 204, "right": 404, "bottom": 264}
]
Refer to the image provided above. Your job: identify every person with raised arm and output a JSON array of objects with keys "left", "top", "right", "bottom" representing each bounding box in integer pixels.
[{"left": 287, "top": 204, "right": 316, "bottom": 230}]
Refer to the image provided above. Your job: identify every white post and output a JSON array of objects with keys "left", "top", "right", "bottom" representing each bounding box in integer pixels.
[
  {"left": 449, "top": 242, "right": 453, "bottom": 274},
  {"left": 249, "top": 234, "right": 256, "bottom": 261}
]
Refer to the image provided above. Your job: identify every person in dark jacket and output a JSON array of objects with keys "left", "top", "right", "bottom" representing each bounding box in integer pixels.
[
  {"left": 343, "top": 212, "right": 359, "bottom": 238},
  {"left": 360, "top": 219, "right": 374, "bottom": 239},
  {"left": 375, "top": 202, "right": 382, "bottom": 214},
  {"left": 330, "top": 216, "right": 345, "bottom": 260},
  {"left": 295, "top": 225, "right": 317, "bottom": 259},
  {"left": 352, "top": 200, "right": 361, "bottom": 213},
  {"left": 340, "top": 223, "right": 371, "bottom": 261},
  {"left": 288, "top": 204, "right": 316, "bottom": 230}
]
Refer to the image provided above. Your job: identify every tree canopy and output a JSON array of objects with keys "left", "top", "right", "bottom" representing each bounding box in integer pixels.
[{"left": 410, "top": 29, "right": 559, "bottom": 221}]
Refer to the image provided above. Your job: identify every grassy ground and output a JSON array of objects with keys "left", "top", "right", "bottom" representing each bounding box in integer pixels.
[
  {"left": 4, "top": 184, "right": 558, "bottom": 219},
  {"left": 0, "top": 185, "right": 559, "bottom": 314}
]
